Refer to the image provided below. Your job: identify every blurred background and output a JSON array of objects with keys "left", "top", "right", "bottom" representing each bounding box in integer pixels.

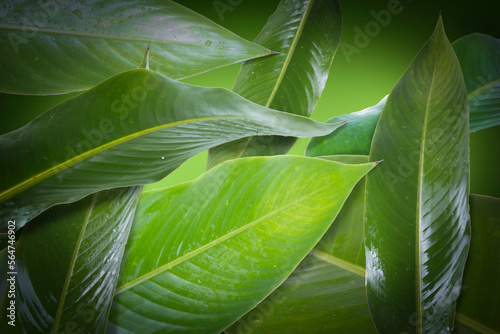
[{"left": 1, "top": 0, "right": 499, "bottom": 197}]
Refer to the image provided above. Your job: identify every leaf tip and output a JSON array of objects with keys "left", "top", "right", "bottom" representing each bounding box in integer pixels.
[
  {"left": 269, "top": 50, "right": 280, "bottom": 55},
  {"left": 373, "top": 159, "right": 384, "bottom": 166}
]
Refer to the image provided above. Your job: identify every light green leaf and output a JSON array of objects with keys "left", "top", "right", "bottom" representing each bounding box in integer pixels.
[
  {"left": 108, "top": 156, "right": 376, "bottom": 333},
  {"left": 0, "top": 186, "right": 141, "bottom": 333},
  {"left": 226, "top": 155, "right": 377, "bottom": 334},
  {"left": 207, "top": 0, "right": 342, "bottom": 168},
  {"left": 306, "top": 34, "right": 500, "bottom": 156},
  {"left": 0, "top": 0, "right": 272, "bottom": 95},
  {"left": 227, "top": 191, "right": 499, "bottom": 334},
  {"left": 454, "top": 194, "right": 500, "bottom": 334},
  {"left": 365, "top": 18, "right": 470, "bottom": 333},
  {"left": 0, "top": 69, "right": 343, "bottom": 231},
  {"left": 306, "top": 96, "right": 387, "bottom": 157},
  {"left": 452, "top": 33, "right": 500, "bottom": 132}
]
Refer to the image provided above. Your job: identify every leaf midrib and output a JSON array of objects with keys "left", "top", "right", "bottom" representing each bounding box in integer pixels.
[
  {"left": 234, "top": 0, "right": 315, "bottom": 159},
  {"left": 414, "top": 51, "right": 438, "bottom": 334},
  {"left": 0, "top": 23, "right": 201, "bottom": 46},
  {"left": 52, "top": 193, "right": 97, "bottom": 334},
  {"left": 0, "top": 116, "right": 241, "bottom": 202},
  {"left": 115, "top": 180, "right": 335, "bottom": 295},
  {"left": 468, "top": 77, "right": 500, "bottom": 99}
]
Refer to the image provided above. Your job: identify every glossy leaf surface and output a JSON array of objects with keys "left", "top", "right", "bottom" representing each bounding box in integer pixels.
[
  {"left": 207, "top": 0, "right": 342, "bottom": 168},
  {"left": 108, "top": 156, "right": 376, "bottom": 333},
  {"left": 0, "top": 186, "right": 141, "bottom": 333},
  {"left": 454, "top": 194, "right": 500, "bottom": 334},
  {"left": 0, "top": 69, "right": 342, "bottom": 230},
  {"left": 453, "top": 33, "right": 500, "bottom": 132},
  {"left": 0, "top": 0, "right": 272, "bottom": 95},
  {"left": 365, "top": 18, "right": 470, "bottom": 333},
  {"left": 306, "top": 96, "right": 387, "bottom": 157},
  {"left": 227, "top": 155, "right": 377, "bottom": 334}
]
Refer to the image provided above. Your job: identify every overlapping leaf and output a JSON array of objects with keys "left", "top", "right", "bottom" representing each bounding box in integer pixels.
[
  {"left": 364, "top": 18, "right": 470, "bottom": 333},
  {"left": 0, "top": 0, "right": 272, "bottom": 95},
  {"left": 306, "top": 33, "right": 500, "bottom": 156},
  {"left": 108, "top": 156, "right": 376, "bottom": 333},
  {"left": 227, "top": 155, "right": 377, "bottom": 334},
  {"left": 0, "top": 69, "right": 343, "bottom": 230},
  {"left": 207, "top": 0, "right": 342, "bottom": 168},
  {"left": 453, "top": 34, "right": 500, "bottom": 132},
  {"left": 0, "top": 186, "right": 141, "bottom": 333},
  {"left": 306, "top": 96, "right": 387, "bottom": 156}
]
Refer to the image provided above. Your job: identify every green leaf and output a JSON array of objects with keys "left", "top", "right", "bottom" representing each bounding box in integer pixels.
[
  {"left": 0, "top": 0, "right": 272, "bottom": 95},
  {"left": 207, "top": 0, "right": 342, "bottom": 168},
  {"left": 108, "top": 156, "right": 376, "bottom": 333},
  {"left": 364, "top": 18, "right": 470, "bottom": 333},
  {"left": 0, "top": 69, "right": 343, "bottom": 231},
  {"left": 0, "top": 186, "right": 141, "bottom": 333},
  {"left": 452, "top": 33, "right": 500, "bottom": 132},
  {"left": 306, "top": 96, "right": 387, "bottom": 157},
  {"left": 226, "top": 191, "right": 499, "bottom": 334},
  {"left": 226, "top": 155, "right": 377, "bottom": 334},
  {"left": 454, "top": 194, "right": 500, "bottom": 334},
  {"left": 306, "top": 33, "right": 500, "bottom": 156}
]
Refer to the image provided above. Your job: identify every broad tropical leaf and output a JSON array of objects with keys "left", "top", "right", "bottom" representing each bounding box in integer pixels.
[
  {"left": 0, "top": 69, "right": 343, "bottom": 231},
  {"left": 226, "top": 155, "right": 377, "bottom": 334},
  {"left": 108, "top": 156, "right": 377, "bottom": 333},
  {"left": 306, "top": 96, "right": 387, "bottom": 157},
  {"left": 227, "top": 191, "right": 499, "bottom": 334},
  {"left": 364, "top": 18, "right": 470, "bottom": 333},
  {"left": 207, "top": 0, "right": 342, "bottom": 168},
  {"left": 305, "top": 33, "right": 500, "bottom": 158},
  {"left": 0, "top": 0, "right": 272, "bottom": 95},
  {"left": 0, "top": 186, "right": 141, "bottom": 333},
  {"left": 454, "top": 194, "right": 500, "bottom": 334},
  {"left": 453, "top": 34, "right": 500, "bottom": 132}
]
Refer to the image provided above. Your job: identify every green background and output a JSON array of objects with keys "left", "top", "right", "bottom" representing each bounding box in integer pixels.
[{"left": 1, "top": 0, "right": 499, "bottom": 197}]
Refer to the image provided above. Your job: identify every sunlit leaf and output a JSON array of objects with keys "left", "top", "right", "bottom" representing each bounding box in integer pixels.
[
  {"left": 226, "top": 155, "right": 377, "bottom": 334},
  {"left": 108, "top": 156, "right": 376, "bottom": 333}
]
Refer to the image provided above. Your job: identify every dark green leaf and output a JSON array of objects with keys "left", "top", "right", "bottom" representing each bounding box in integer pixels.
[
  {"left": 452, "top": 33, "right": 500, "bottom": 132},
  {"left": 108, "top": 156, "right": 376, "bottom": 333},
  {"left": 207, "top": 0, "right": 342, "bottom": 168},
  {"left": 365, "top": 18, "right": 470, "bottom": 333},
  {"left": 0, "top": 69, "right": 343, "bottom": 230},
  {"left": 0, "top": 186, "right": 141, "bottom": 333},
  {"left": 0, "top": 0, "right": 272, "bottom": 95},
  {"left": 454, "top": 194, "right": 500, "bottom": 334}
]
